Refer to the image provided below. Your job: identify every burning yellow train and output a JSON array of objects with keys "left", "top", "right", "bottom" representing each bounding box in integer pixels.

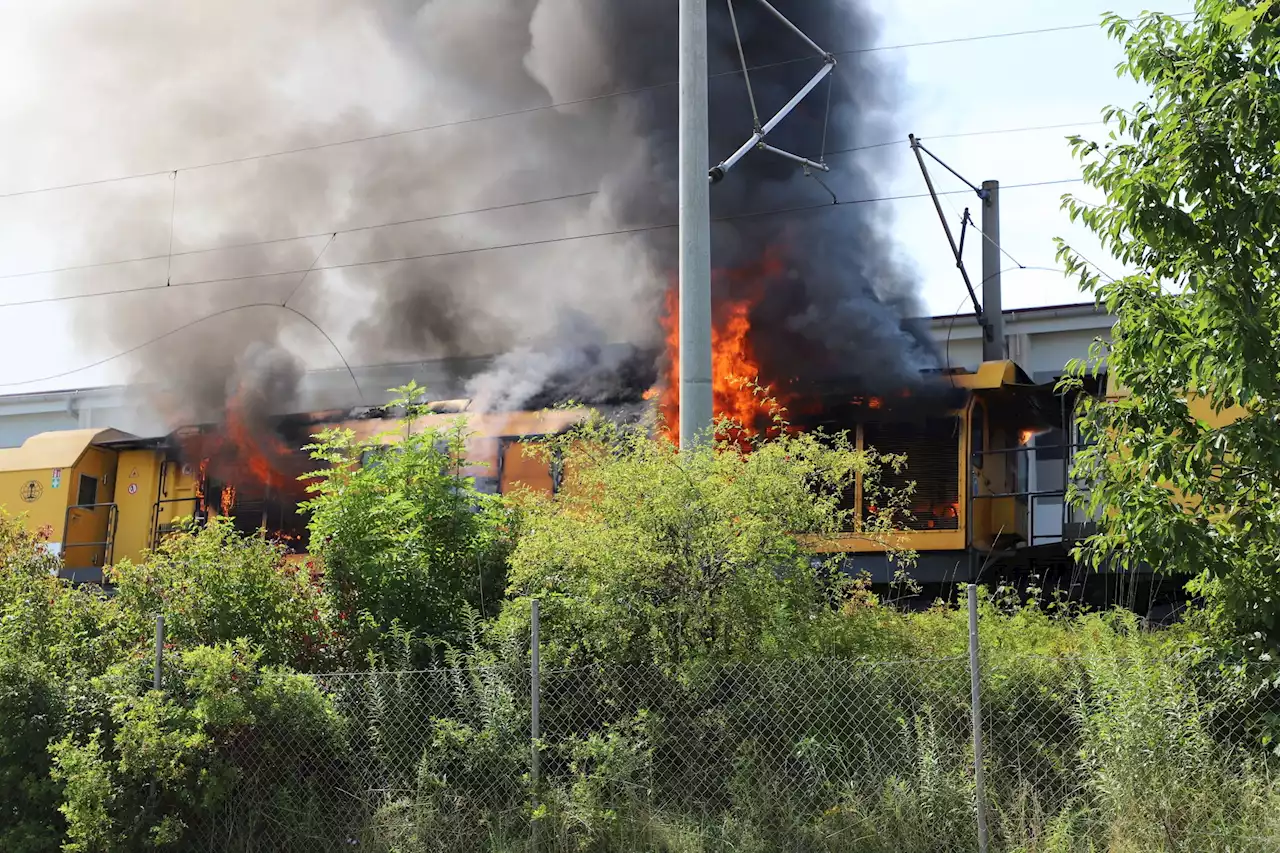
[{"left": 0, "top": 358, "right": 1077, "bottom": 586}]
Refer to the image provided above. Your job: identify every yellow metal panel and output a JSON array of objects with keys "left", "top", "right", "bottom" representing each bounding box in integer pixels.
[
  {"left": 0, "top": 466, "right": 72, "bottom": 546},
  {"left": 155, "top": 460, "right": 201, "bottom": 539},
  {"left": 951, "top": 360, "right": 1017, "bottom": 390},
  {"left": 111, "top": 449, "right": 165, "bottom": 564},
  {"left": 806, "top": 529, "right": 965, "bottom": 555},
  {"left": 317, "top": 410, "right": 592, "bottom": 447},
  {"left": 61, "top": 447, "right": 119, "bottom": 569}
]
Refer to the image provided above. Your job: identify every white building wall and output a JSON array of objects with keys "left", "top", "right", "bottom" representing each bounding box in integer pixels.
[
  {"left": 0, "top": 412, "right": 80, "bottom": 448},
  {"left": 0, "top": 305, "right": 1117, "bottom": 456}
]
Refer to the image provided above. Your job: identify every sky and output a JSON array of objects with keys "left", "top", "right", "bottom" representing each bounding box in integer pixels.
[{"left": 0, "top": 0, "right": 1195, "bottom": 394}]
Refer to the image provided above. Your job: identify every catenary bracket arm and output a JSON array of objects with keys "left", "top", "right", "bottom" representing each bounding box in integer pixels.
[
  {"left": 909, "top": 134, "right": 992, "bottom": 341},
  {"left": 709, "top": 0, "right": 837, "bottom": 184}
]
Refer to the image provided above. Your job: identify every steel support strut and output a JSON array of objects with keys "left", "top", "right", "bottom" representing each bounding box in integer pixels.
[{"left": 709, "top": 0, "right": 837, "bottom": 184}]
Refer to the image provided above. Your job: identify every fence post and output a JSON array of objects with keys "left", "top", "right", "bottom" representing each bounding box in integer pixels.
[
  {"left": 530, "top": 599, "right": 541, "bottom": 853},
  {"left": 153, "top": 614, "right": 165, "bottom": 691},
  {"left": 968, "top": 584, "right": 990, "bottom": 853}
]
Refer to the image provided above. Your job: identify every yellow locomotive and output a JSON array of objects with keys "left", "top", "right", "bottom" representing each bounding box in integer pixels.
[{"left": 0, "top": 359, "right": 1074, "bottom": 585}]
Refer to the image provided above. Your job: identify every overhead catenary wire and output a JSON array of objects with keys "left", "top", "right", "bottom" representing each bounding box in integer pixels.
[
  {"left": 815, "top": 119, "right": 1110, "bottom": 163},
  {"left": 963, "top": 208, "right": 1028, "bottom": 271},
  {"left": 0, "top": 177, "right": 1086, "bottom": 312},
  {"left": 0, "top": 12, "right": 1191, "bottom": 203},
  {"left": 0, "top": 119, "right": 1102, "bottom": 284},
  {"left": 282, "top": 232, "right": 338, "bottom": 308},
  {"left": 0, "top": 189, "right": 600, "bottom": 282},
  {"left": 164, "top": 172, "right": 178, "bottom": 286},
  {"left": 0, "top": 302, "right": 366, "bottom": 400},
  {"left": 944, "top": 264, "right": 1075, "bottom": 392},
  {"left": 0, "top": 183, "right": 1099, "bottom": 389},
  {"left": 1058, "top": 244, "right": 1120, "bottom": 283}
]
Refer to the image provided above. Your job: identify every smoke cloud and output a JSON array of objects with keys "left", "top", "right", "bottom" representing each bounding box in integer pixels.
[{"left": 33, "top": 0, "right": 934, "bottom": 424}]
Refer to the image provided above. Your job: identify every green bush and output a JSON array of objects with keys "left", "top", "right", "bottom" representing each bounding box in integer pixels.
[
  {"left": 50, "top": 642, "right": 353, "bottom": 853},
  {"left": 367, "top": 646, "right": 530, "bottom": 853},
  {"left": 109, "top": 516, "right": 345, "bottom": 671},
  {"left": 302, "top": 382, "right": 511, "bottom": 664},
  {"left": 0, "top": 653, "right": 67, "bottom": 853},
  {"left": 0, "top": 511, "right": 123, "bottom": 679},
  {"left": 497, "top": 414, "right": 911, "bottom": 668}
]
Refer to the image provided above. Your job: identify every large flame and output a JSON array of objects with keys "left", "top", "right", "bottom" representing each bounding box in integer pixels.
[
  {"left": 223, "top": 386, "right": 298, "bottom": 492},
  {"left": 176, "top": 383, "right": 315, "bottom": 547},
  {"left": 655, "top": 248, "right": 790, "bottom": 445}
]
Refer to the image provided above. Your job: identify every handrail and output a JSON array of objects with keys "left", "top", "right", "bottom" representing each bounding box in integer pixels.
[{"left": 60, "top": 502, "right": 119, "bottom": 569}]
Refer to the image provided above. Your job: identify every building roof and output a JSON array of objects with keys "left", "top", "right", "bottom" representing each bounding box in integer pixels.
[{"left": 927, "top": 300, "right": 1109, "bottom": 326}]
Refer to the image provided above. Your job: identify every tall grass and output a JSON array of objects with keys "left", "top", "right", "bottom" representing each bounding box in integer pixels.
[{"left": 332, "top": 612, "right": 1280, "bottom": 853}]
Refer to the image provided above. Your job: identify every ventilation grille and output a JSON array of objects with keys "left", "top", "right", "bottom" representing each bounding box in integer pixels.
[{"left": 863, "top": 417, "right": 961, "bottom": 531}]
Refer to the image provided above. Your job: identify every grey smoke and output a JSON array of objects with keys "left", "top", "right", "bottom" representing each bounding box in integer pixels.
[{"left": 37, "top": 0, "right": 930, "bottom": 425}]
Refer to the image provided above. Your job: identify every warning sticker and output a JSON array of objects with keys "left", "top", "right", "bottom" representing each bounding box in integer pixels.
[
  {"left": 51, "top": 469, "right": 61, "bottom": 489},
  {"left": 128, "top": 483, "right": 138, "bottom": 495},
  {"left": 130, "top": 467, "right": 138, "bottom": 478}
]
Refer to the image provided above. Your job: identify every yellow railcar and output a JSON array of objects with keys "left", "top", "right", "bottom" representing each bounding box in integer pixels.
[
  {"left": 0, "top": 361, "right": 1071, "bottom": 584},
  {"left": 0, "top": 409, "right": 588, "bottom": 581},
  {"left": 804, "top": 359, "right": 1070, "bottom": 582}
]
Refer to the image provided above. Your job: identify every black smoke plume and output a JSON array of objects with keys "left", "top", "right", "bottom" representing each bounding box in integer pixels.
[{"left": 47, "top": 0, "right": 942, "bottom": 424}]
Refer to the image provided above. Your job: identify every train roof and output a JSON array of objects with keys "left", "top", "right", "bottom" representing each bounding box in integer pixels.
[{"left": 0, "top": 428, "right": 136, "bottom": 472}]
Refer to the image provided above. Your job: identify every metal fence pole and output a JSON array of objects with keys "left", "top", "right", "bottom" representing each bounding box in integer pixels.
[
  {"left": 968, "top": 584, "right": 990, "bottom": 853},
  {"left": 153, "top": 614, "right": 165, "bottom": 691},
  {"left": 530, "top": 599, "right": 541, "bottom": 852}
]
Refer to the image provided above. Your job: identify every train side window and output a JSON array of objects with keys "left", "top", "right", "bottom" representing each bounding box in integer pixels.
[
  {"left": 970, "top": 401, "right": 986, "bottom": 462},
  {"left": 76, "top": 474, "right": 98, "bottom": 507}
]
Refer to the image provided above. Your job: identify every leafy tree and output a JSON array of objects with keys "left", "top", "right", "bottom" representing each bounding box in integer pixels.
[
  {"left": 301, "top": 383, "right": 511, "bottom": 662},
  {"left": 1060, "top": 2, "right": 1280, "bottom": 655},
  {"left": 495, "top": 412, "right": 912, "bottom": 667}
]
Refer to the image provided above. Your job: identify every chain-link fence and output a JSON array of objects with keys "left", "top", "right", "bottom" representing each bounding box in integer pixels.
[{"left": 185, "top": 624, "right": 1280, "bottom": 852}]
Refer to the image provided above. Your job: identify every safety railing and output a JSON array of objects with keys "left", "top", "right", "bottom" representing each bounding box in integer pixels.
[{"left": 59, "top": 501, "right": 119, "bottom": 570}]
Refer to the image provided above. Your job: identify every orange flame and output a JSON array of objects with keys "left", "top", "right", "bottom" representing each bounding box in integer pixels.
[
  {"left": 1019, "top": 429, "right": 1036, "bottom": 446},
  {"left": 220, "top": 485, "right": 236, "bottom": 516},
  {"left": 225, "top": 386, "right": 296, "bottom": 491},
  {"left": 173, "top": 383, "right": 317, "bottom": 551},
  {"left": 195, "top": 459, "right": 210, "bottom": 511},
  {"left": 922, "top": 501, "right": 960, "bottom": 530},
  {"left": 655, "top": 247, "right": 790, "bottom": 445}
]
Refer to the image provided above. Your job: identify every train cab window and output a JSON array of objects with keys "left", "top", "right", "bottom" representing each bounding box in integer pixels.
[{"left": 76, "top": 475, "right": 98, "bottom": 508}]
